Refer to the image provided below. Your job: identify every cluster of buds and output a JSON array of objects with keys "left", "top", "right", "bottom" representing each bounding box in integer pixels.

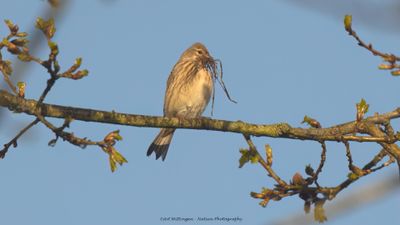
[
  {"left": 344, "top": 15, "right": 400, "bottom": 76},
  {"left": 250, "top": 187, "right": 283, "bottom": 208},
  {"left": 378, "top": 54, "right": 400, "bottom": 76},
  {"left": 60, "top": 57, "right": 89, "bottom": 80},
  {"left": 1, "top": 20, "right": 30, "bottom": 58}
]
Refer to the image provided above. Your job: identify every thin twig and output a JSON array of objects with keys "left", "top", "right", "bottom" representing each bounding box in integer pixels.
[
  {"left": 0, "top": 118, "right": 39, "bottom": 158},
  {"left": 363, "top": 149, "right": 387, "bottom": 170},
  {"left": 35, "top": 113, "right": 101, "bottom": 148},
  {"left": 311, "top": 141, "right": 327, "bottom": 187},
  {"left": 0, "top": 72, "right": 17, "bottom": 94},
  {"left": 346, "top": 27, "right": 400, "bottom": 61},
  {"left": 243, "top": 134, "right": 287, "bottom": 187},
  {"left": 37, "top": 76, "right": 57, "bottom": 104},
  {"left": 343, "top": 141, "right": 354, "bottom": 171}
]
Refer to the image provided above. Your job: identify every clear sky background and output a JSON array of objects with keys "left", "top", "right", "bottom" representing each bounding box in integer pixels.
[{"left": 0, "top": 1, "right": 399, "bottom": 225}]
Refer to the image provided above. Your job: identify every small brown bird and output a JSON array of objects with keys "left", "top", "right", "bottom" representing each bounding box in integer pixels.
[{"left": 147, "top": 42, "right": 215, "bottom": 161}]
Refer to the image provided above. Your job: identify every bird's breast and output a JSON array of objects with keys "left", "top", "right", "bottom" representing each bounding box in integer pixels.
[{"left": 165, "top": 68, "right": 213, "bottom": 118}]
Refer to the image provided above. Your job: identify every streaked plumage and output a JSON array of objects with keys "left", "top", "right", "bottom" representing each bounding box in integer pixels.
[{"left": 147, "top": 42, "right": 214, "bottom": 161}]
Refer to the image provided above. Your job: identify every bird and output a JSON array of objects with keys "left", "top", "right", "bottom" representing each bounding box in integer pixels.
[{"left": 147, "top": 42, "right": 215, "bottom": 161}]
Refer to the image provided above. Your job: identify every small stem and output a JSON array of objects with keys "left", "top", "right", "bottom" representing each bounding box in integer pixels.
[
  {"left": 0, "top": 118, "right": 39, "bottom": 158},
  {"left": 344, "top": 141, "right": 355, "bottom": 171},
  {"left": 243, "top": 134, "right": 287, "bottom": 187},
  {"left": 311, "top": 141, "right": 327, "bottom": 186},
  {"left": 363, "top": 149, "right": 387, "bottom": 170},
  {"left": 37, "top": 76, "right": 57, "bottom": 104}
]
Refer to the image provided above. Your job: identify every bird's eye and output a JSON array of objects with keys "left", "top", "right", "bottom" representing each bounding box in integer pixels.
[{"left": 197, "top": 50, "right": 203, "bottom": 55}]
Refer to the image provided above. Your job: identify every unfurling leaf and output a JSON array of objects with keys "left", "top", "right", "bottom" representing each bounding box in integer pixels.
[
  {"left": 314, "top": 200, "right": 327, "bottom": 223},
  {"left": 302, "top": 115, "right": 321, "bottom": 128},
  {"left": 239, "top": 148, "right": 259, "bottom": 168},
  {"left": 36, "top": 17, "right": 56, "bottom": 39},
  {"left": 106, "top": 146, "right": 128, "bottom": 173},
  {"left": 17, "top": 81, "right": 25, "bottom": 98},
  {"left": 344, "top": 15, "right": 352, "bottom": 32},
  {"left": 104, "top": 130, "right": 123, "bottom": 145},
  {"left": 356, "top": 98, "right": 369, "bottom": 121}
]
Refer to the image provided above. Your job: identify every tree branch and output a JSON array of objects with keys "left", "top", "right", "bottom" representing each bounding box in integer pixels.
[{"left": 1, "top": 90, "right": 400, "bottom": 144}]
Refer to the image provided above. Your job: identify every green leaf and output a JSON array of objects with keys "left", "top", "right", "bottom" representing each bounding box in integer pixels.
[
  {"left": 314, "top": 200, "right": 327, "bottom": 223},
  {"left": 356, "top": 98, "right": 369, "bottom": 116},
  {"left": 109, "top": 154, "right": 117, "bottom": 172},
  {"left": 107, "top": 146, "right": 127, "bottom": 173},
  {"left": 239, "top": 148, "right": 259, "bottom": 168},
  {"left": 113, "top": 149, "right": 128, "bottom": 165},
  {"left": 239, "top": 149, "right": 249, "bottom": 168},
  {"left": 113, "top": 130, "right": 123, "bottom": 141}
]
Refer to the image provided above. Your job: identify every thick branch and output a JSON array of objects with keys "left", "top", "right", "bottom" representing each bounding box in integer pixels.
[{"left": 1, "top": 90, "right": 400, "bottom": 143}]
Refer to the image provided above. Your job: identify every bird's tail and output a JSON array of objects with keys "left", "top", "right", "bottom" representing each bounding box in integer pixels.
[{"left": 147, "top": 128, "right": 175, "bottom": 161}]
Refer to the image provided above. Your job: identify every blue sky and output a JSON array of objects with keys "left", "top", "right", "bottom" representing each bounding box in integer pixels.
[{"left": 0, "top": 1, "right": 399, "bottom": 225}]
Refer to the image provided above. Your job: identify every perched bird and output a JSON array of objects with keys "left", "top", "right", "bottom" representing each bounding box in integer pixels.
[{"left": 147, "top": 42, "right": 215, "bottom": 161}]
